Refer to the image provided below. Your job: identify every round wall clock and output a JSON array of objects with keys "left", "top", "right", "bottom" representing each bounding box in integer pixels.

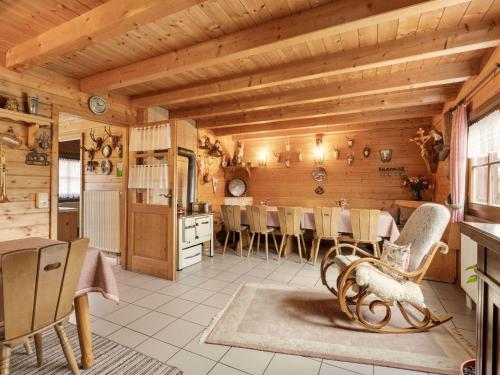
[
  {"left": 88, "top": 96, "right": 108, "bottom": 115},
  {"left": 102, "top": 144, "right": 112, "bottom": 158},
  {"left": 101, "top": 160, "right": 112, "bottom": 175}
]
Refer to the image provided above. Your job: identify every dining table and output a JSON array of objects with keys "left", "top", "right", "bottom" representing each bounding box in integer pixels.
[
  {"left": 240, "top": 206, "right": 400, "bottom": 255},
  {"left": 0, "top": 237, "right": 119, "bottom": 369}
]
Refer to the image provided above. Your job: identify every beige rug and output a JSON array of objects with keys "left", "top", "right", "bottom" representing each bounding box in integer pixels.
[{"left": 202, "top": 283, "right": 473, "bottom": 375}]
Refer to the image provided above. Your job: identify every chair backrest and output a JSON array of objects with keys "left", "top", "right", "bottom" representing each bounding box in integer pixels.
[
  {"left": 313, "top": 207, "right": 341, "bottom": 238},
  {"left": 221, "top": 205, "right": 242, "bottom": 232},
  {"left": 2, "top": 238, "right": 89, "bottom": 340},
  {"left": 277, "top": 206, "right": 302, "bottom": 235},
  {"left": 395, "top": 203, "right": 450, "bottom": 271},
  {"left": 350, "top": 209, "right": 380, "bottom": 242},
  {"left": 246, "top": 205, "right": 268, "bottom": 234}
]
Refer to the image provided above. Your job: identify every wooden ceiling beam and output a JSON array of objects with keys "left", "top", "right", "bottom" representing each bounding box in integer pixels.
[
  {"left": 232, "top": 118, "right": 433, "bottom": 141},
  {"left": 133, "top": 23, "right": 499, "bottom": 108},
  {"left": 5, "top": 0, "right": 204, "bottom": 71},
  {"left": 172, "top": 60, "right": 477, "bottom": 119},
  {"left": 197, "top": 86, "right": 457, "bottom": 129},
  {"left": 80, "top": 0, "right": 469, "bottom": 91},
  {"left": 212, "top": 104, "right": 443, "bottom": 136}
]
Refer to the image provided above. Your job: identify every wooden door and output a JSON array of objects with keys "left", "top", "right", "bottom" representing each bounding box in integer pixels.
[{"left": 127, "top": 123, "right": 177, "bottom": 280}]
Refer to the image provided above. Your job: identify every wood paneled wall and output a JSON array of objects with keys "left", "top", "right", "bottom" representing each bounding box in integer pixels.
[
  {"left": 240, "top": 127, "right": 431, "bottom": 209},
  {"left": 0, "top": 120, "right": 51, "bottom": 240},
  {"left": 0, "top": 66, "right": 134, "bottom": 241},
  {"left": 197, "top": 128, "right": 234, "bottom": 218}
]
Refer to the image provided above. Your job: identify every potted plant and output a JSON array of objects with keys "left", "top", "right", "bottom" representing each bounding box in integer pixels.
[
  {"left": 460, "top": 264, "right": 477, "bottom": 375},
  {"left": 402, "top": 175, "right": 429, "bottom": 201}
]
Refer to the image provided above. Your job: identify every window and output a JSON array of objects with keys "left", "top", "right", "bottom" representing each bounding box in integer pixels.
[
  {"left": 59, "top": 158, "right": 81, "bottom": 199},
  {"left": 468, "top": 110, "right": 500, "bottom": 208}
]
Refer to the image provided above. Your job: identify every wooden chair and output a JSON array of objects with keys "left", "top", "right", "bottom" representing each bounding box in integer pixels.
[
  {"left": 246, "top": 205, "right": 279, "bottom": 260},
  {"left": 344, "top": 209, "right": 381, "bottom": 257},
  {"left": 221, "top": 205, "right": 249, "bottom": 257},
  {"left": 311, "top": 207, "right": 341, "bottom": 266},
  {"left": 321, "top": 204, "right": 452, "bottom": 333},
  {"left": 0, "top": 239, "right": 89, "bottom": 375},
  {"left": 277, "top": 206, "right": 306, "bottom": 263}
]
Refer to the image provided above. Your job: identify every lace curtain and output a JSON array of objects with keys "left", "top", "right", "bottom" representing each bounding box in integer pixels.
[
  {"left": 467, "top": 109, "right": 500, "bottom": 158},
  {"left": 59, "top": 158, "right": 80, "bottom": 199},
  {"left": 128, "top": 164, "right": 168, "bottom": 189},
  {"left": 130, "top": 124, "right": 171, "bottom": 152}
]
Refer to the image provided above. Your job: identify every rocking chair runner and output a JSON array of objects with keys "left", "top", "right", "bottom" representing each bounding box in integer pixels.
[{"left": 320, "top": 203, "right": 452, "bottom": 333}]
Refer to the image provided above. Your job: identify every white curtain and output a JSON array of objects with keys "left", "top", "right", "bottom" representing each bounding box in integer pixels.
[
  {"left": 130, "top": 124, "right": 171, "bottom": 151},
  {"left": 128, "top": 164, "right": 168, "bottom": 189},
  {"left": 59, "top": 158, "right": 80, "bottom": 199},
  {"left": 468, "top": 110, "right": 500, "bottom": 158}
]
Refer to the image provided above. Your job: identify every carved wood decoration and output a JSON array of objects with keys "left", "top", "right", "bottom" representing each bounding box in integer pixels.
[{"left": 409, "top": 127, "right": 443, "bottom": 174}]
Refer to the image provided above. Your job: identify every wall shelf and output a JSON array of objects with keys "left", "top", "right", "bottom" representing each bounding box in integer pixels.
[
  {"left": 222, "top": 164, "right": 254, "bottom": 177},
  {"left": 0, "top": 108, "right": 52, "bottom": 126}
]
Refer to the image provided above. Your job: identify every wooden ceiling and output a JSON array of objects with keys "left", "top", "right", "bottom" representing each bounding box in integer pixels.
[{"left": 1, "top": 0, "right": 499, "bottom": 137}]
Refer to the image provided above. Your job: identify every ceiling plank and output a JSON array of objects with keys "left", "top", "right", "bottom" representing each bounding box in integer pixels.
[
  {"left": 232, "top": 118, "right": 433, "bottom": 141},
  {"left": 132, "top": 23, "right": 499, "bottom": 108},
  {"left": 213, "top": 104, "right": 443, "bottom": 136},
  {"left": 172, "top": 60, "right": 477, "bottom": 119},
  {"left": 80, "top": 0, "right": 470, "bottom": 91},
  {"left": 196, "top": 86, "right": 457, "bottom": 128},
  {"left": 5, "top": 0, "right": 205, "bottom": 71}
]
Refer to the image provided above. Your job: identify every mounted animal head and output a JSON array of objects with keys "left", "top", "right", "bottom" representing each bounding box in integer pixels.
[
  {"left": 90, "top": 129, "right": 104, "bottom": 151},
  {"left": 80, "top": 145, "right": 95, "bottom": 160},
  {"left": 104, "top": 126, "right": 120, "bottom": 149}
]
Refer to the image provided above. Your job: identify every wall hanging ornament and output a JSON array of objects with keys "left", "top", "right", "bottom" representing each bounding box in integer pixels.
[
  {"left": 90, "top": 129, "right": 104, "bottom": 151},
  {"left": 347, "top": 153, "right": 354, "bottom": 165},
  {"left": 346, "top": 136, "right": 354, "bottom": 148},
  {"left": 81, "top": 145, "right": 95, "bottom": 160},
  {"left": 101, "top": 160, "right": 112, "bottom": 175},
  {"left": 102, "top": 144, "right": 112, "bottom": 158},
  {"left": 332, "top": 146, "right": 340, "bottom": 160},
  {"left": 363, "top": 145, "right": 371, "bottom": 158},
  {"left": 297, "top": 149, "right": 303, "bottom": 161},
  {"left": 86, "top": 160, "right": 98, "bottom": 172},
  {"left": 379, "top": 149, "right": 392, "bottom": 163},
  {"left": 314, "top": 185, "right": 325, "bottom": 195},
  {"left": 232, "top": 141, "right": 244, "bottom": 166}
]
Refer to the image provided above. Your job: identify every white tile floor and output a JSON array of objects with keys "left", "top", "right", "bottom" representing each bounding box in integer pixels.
[{"left": 80, "top": 248, "right": 476, "bottom": 375}]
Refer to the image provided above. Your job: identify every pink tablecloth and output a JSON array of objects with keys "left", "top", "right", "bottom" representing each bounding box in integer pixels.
[
  {"left": 0, "top": 237, "right": 119, "bottom": 303},
  {"left": 241, "top": 207, "right": 400, "bottom": 242}
]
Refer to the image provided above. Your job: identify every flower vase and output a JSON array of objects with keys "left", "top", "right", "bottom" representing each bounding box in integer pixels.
[{"left": 414, "top": 190, "right": 422, "bottom": 201}]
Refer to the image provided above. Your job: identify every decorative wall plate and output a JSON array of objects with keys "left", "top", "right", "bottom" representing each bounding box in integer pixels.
[
  {"left": 102, "top": 144, "right": 112, "bottom": 158},
  {"left": 379, "top": 149, "right": 393, "bottom": 163},
  {"left": 228, "top": 178, "right": 247, "bottom": 197},
  {"left": 88, "top": 96, "right": 108, "bottom": 115},
  {"left": 101, "top": 160, "right": 112, "bottom": 175},
  {"left": 311, "top": 167, "right": 327, "bottom": 182}
]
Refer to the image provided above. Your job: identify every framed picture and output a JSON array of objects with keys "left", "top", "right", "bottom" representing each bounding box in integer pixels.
[
  {"left": 379, "top": 149, "right": 392, "bottom": 163},
  {"left": 116, "top": 162, "right": 123, "bottom": 177}
]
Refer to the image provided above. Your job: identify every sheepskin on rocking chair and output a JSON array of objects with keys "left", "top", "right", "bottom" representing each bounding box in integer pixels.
[{"left": 320, "top": 203, "right": 453, "bottom": 333}]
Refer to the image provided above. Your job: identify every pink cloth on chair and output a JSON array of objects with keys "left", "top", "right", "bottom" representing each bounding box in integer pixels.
[{"left": 450, "top": 104, "right": 468, "bottom": 223}]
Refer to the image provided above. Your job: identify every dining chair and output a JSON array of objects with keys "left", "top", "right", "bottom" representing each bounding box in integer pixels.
[
  {"left": 344, "top": 209, "right": 381, "bottom": 257},
  {"left": 0, "top": 238, "right": 89, "bottom": 375},
  {"left": 311, "top": 207, "right": 341, "bottom": 266},
  {"left": 221, "top": 205, "right": 249, "bottom": 257},
  {"left": 277, "top": 206, "right": 306, "bottom": 263},
  {"left": 246, "top": 205, "right": 279, "bottom": 260}
]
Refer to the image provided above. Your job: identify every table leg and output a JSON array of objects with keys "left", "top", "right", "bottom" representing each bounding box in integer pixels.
[{"left": 74, "top": 294, "right": 93, "bottom": 369}]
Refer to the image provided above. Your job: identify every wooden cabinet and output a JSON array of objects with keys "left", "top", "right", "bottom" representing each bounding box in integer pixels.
[
  {"left": 57, "top": 208, "right": 78, "bottom": 242},
  {"left": 461, "top": 222, "right": 500, "bottom": 375}
]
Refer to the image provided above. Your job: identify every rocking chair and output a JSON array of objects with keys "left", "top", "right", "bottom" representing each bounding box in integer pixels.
[{"left": 320, "top": 203, "right": 452, "bottom": 333}]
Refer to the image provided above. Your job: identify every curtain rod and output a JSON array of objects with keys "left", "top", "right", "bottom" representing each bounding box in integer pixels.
[{"left": 447, "top": 62, "right": 499, "bottom": 113}]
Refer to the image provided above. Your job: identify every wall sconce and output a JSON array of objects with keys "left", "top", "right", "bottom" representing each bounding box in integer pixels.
[
  {"left": 347, "top": 153, "right": 354, "bottom": 165},
  {"left": 285, "top": 141, "right": 291, "bottom": 152},
  {"left": 332, "top": 146, "right": 340, "bottom": 160},
  {"left": 285, "top": 159, "right": 291, "bottom": 168},
  {"left": 346, "top": 137, "right": 354, "bottom": 148},
  {"left": 258, "top": 152, "right": 268, "bottom": 167},
  {"left": 314, "top": 147, "right": 325, "bottom": 165},
  {"left": 316, "top": 135, "right": 323, "bottom": 147},
  {"left": 297, "top": 149, "right": 303, "bottom": 161}
]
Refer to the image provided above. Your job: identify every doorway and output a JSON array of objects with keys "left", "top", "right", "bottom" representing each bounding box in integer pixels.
[{"left": 57, "top": 138, "right": 82, "bottom": 242}]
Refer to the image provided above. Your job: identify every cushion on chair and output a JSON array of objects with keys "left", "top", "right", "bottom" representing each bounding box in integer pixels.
[
  {"left": 395, "top": 204, "right": 450, "bottom": 271},
  {"left": 355, "top": 264, "right": 426, "bottom": 308},
  {"left": 379, "top": 240, "right": 411, "bottom": 281}
]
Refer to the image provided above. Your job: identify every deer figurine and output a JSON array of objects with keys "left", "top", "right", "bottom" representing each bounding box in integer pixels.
[{"left": 90, "top": 129, "right": 104, "bottom": 151}]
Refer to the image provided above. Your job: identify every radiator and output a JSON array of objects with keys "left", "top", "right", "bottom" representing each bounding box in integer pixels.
[{"left": 83, "top": 190, "right": 121, "bottom": 254}]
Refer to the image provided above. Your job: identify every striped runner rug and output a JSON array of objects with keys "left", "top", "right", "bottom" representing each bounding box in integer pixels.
[{"left": 9, "top": 324, "right": 182, "bottom": 374}]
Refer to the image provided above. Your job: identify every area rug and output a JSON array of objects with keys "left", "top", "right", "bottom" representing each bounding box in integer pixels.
[
  {"left": 9, "top": 324, "right": 182, "bottom": 374},
  {"left": 202, "top": 283, "right": 473, "bottom": 375}
]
